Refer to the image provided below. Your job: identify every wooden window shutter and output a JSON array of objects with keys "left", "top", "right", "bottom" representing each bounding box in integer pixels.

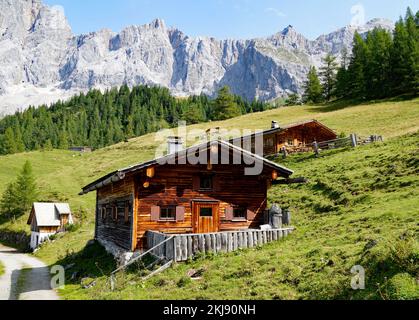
[
  {"left": 246, "top": 209, "right": 256, "bottom": 221},
  {"left": 124, "top": 204, "right": 129, "bottom": 223},
  {"left": 113, "top": 206, "right": 118, "bottom": 221},
  {"left": 176, "top": 206, "right": 185, "bottom": 222},
  {"left": 192, "top": 176, "right": 200, "bottom": 191},
  {"left": 151, "top": 206, "right": 160, "bottom": 221},
  {"left": 225, "top": 206, "right": 234, "bottom": 221}
]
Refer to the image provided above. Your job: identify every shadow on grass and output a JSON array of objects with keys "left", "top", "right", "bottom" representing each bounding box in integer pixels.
[
  {"left": 54, "top": 240, "right": 116, "bottom": 288},
  {"left": 0, "top": 229, "right": 30, "bottom": 252}
]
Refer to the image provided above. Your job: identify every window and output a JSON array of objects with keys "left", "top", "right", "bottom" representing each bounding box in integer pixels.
[
  {"left": 233, "top": 207, "right": 247, "bottom": 220},
  {"left": 117, "top": 203, "right": 126, "bottom": 221},
  {"left": 160, "top": 207, "right": 176, "bottom": 221},
  {"left": 112, "top": 206, "right": 118, "bottom": 221},
  {"left": 287, "top": 139, "right": 294, "bottom": 146},
  {"left": 265, "top": 137, "right": 274, "bottom": 147},
  {"left": 101, "top": 208, "right": 106, "bottom": 220},
  {"left": 200, "top": 207, "right": 213, "bottom": 217},
  {"left": 106, "top": 207, "right": 113, "bottom": 220},
  {"left": 200, "top": 176, "right": 213, "bottom": 190}
]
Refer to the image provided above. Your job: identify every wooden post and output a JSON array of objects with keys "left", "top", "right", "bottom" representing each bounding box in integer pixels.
[
  {"left": 281, "top": 146, "right": 287, "bottom": 159},
  {"left": 313, "top": 141, "right": 320, "bottom": 157},
  {"left": 350, "top": 134, "right": 358, "bottom": 148}
]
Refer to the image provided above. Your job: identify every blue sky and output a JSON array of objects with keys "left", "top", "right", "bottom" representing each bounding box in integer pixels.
[{"left": 44, "top": 0, "right": 418, "bottom": 39}]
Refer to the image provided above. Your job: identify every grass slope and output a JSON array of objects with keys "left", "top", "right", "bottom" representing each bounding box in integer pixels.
[
  {"left": 0, "top": 97, "right": 418, "bottom": 299},
  {"left": 55, "top": 131, "right": 419, "bottom": 300}
]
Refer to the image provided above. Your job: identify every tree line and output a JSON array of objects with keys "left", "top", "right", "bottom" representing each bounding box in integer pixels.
[
  {"left": 0, "top": 85, "right": 270, "bottom": 155},
  {"left": 302, "top": 8, "right": 418, "bottom": 104}
]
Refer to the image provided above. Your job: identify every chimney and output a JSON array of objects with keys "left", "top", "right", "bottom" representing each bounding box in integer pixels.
[
  {"left": 271, "top": 121, "right": 280, "bottom": 129},
  {"left": 167, "top": 136, "right": 184, "bottom": 154}
]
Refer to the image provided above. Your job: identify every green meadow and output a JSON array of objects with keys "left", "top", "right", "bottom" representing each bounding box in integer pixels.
[{"left": 0, "top": 97, "right": 418, "bottom": 299}]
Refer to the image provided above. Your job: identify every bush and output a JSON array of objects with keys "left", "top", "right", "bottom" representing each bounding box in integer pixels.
[
  {"left": 65, "top": 223, "right": 81, "bottom": 233},
  {"left": 387, "top": 273, "right": 419, "bottom": 300}
]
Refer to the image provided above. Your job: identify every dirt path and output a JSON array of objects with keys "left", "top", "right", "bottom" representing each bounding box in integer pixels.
[{"left": 0, "top": 244, "right": 60, "bottom": 300}]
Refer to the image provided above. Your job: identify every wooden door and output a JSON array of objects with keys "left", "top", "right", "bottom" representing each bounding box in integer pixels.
[{"left": 192, "top": 202, "right": 220, "bottom": 234}]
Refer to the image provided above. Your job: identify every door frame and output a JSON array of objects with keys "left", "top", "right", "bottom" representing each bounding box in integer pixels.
[{"left": 192, "top": 200, "right": 220, "bottom": 234}]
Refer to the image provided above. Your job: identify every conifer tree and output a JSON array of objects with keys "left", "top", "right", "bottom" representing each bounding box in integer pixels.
[
  {"left": 303, "top": 66, "right": 324, "bottom": 104},
  {"left": 0, "top": 161, "right": 38, "bottom": 218},
  {"left": 347, "top": 32, "right": 368, "bottom": 98},
  {"left": 211, "top": 86, "right": 242, "bottom": 121},
  {"left": 319, "top": 54, "right": 339, "bottom": 101}
]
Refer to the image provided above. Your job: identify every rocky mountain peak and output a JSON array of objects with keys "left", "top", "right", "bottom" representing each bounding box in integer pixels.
[{"left": 0, "top": 0, "right": 397, "bottom": 116}]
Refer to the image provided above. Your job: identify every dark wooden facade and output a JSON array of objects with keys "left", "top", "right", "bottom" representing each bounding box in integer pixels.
[
  {"left": 84, "top": 141, "right": 293, "bottom": 252},
  {"left": 232, "top": 120, "right": 337, "bottom": 156}
]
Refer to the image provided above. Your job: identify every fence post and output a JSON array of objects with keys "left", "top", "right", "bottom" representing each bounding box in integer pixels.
[
  {"left": 281, "top": 146, "right": 287, "bottom": 159},
  {"left": 313, "top": 141, "right": 320, "bottom": 157},
  {"left": 110, "top": 274, "right": 115, "bottom": 291},
  {"left": 350, "top": 134, "right": 358, "bottom": 148}
]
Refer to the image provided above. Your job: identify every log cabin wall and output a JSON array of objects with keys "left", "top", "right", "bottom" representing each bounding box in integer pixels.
[
  {"left": 262, "top": 124, "right": 337, "bottom": 155},
  {"left": 39, "top": 226, "right": 59, "bottom": 234},
  {"left": 276, "top": 124, "right": 336, "bottom": 149},
  {"left": 96, "top": 176, "right": 135, "bottom": 251},
  {"left": 135, "top": 164, "right": 269, "bottom": 250}
]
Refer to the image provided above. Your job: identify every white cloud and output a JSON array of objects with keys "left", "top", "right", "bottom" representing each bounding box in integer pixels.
[{"left": 265, "top": 7, "right": 286, "bottom": 17}]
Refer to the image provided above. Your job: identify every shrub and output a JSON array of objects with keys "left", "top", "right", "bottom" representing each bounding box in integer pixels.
[{"left": 386, "top": 273, "right": 419, "bottom": 300}]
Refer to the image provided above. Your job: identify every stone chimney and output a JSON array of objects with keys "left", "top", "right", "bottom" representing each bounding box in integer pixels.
[
  {"left": 271, "top": 121, "right": 280, "bottom": 129},
  {"left": 167, "top": 136, "right": 184, "bottom": 154}
]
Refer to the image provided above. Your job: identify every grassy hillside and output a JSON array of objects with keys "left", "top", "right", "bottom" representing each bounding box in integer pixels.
[
  {"left": 53, "top": 131, "right": 419, "bottom": 300},
  {"left": 0, "top": 97, "right": 418, "bottom": 300}
]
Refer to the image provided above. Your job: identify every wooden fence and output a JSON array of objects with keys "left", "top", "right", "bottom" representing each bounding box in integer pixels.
[
  {"left": 147, "top": 228, "right": 295, "bottom": 263},
  {"left": 110, "top": 228, "right": 295, "bottom": 288},
  {"left": 311, "top": 133, "right": 383, "bottom": 155}
]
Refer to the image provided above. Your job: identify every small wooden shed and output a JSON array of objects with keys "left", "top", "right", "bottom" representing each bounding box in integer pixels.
[{"left": 27, "top": 203, "right": 73, "bottom": 250}]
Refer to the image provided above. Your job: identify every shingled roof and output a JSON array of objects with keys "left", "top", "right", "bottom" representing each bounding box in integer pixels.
[{"left": 27, "top": 203, "right": 72, "bottom": 227}]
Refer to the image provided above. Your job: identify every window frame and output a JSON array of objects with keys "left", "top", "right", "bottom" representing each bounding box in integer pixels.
[
  {"left": 159, "top": 206, "right": 176, "bottom": 222},
  {"left": 233, "top": 207, "right": 247, "bottom": 221},
  {"left": 265, "top": 137, "right": 274, "bottom": 147},
  {"left": 199, "top": 175, "right": 214, "bottom": 191},
  {"left": 200, "top": 207, "right": 213, "bottom": 217}
]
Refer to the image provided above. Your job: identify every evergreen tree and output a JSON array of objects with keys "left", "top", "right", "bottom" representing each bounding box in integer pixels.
[
  {"left": 319, "top": 53, "right": 339, "bottom": 101},
  {"left": 364, "top": 28, "right": 393, "bottom": 98},
  {"left": 182, "top": 104, "right": 206, "bottom": 124},
  {"left": 58, "top": 131, "right": 69, "bottom": 150},
  {"left": 0, "top": 84, "right": 270, "bottom": 155},
  {"left": 0, "top": 182, "right": 18, "bottom": 218},
  {"left": 303, "top": 66, "right": 323, "bottom": 104},
  {"left": 211, "top": 86, "right": 242, "bottom": 120},
  {"left": 0, "top": 161, "right": 38, "bottom": 218},
  {"left": 347, "top": 32, "right": 368, "bottom": 98},
  {"left": 285, "top": 93, "right": 301, "bottom": 106},
  {"left": 43, "top": 139, "right": 53, "bottom": 151},
  {"left": 2, "top": 127, "right": 17, "bottom": 155}
]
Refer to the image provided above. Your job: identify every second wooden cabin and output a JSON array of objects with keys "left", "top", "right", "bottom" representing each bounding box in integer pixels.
[{"left": 231, "top": 120, "right": 337, "bottom": 155}]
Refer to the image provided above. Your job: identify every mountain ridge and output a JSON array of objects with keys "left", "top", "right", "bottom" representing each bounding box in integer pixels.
[{"left": 0, "top": 0, "right": 394, "bottom": 116}]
